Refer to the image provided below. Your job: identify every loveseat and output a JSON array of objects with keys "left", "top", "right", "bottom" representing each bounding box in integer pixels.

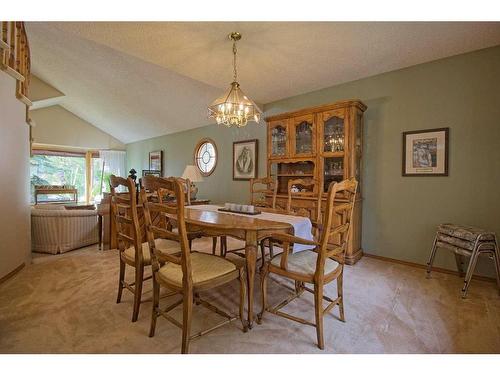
[{"left": 31, "top": 205, "right": 99, "bottom": 254}]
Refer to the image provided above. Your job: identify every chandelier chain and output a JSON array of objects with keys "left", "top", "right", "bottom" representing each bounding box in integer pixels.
[{"left": 233, "top": 39, "right": 238, "bottom": 82}]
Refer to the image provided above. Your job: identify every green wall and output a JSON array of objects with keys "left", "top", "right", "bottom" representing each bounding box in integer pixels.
[
  {"left": 127, "top": 45, "right": 500, "bottom": 276},
  {"left": 126, "top": 124, "right": 268, "bottom": 204}
]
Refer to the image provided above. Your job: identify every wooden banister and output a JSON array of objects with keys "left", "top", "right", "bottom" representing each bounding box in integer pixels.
[
  {"left": 1, "top": 21, "right": 31, "bottom": 100},
  {"left": 0, "top": 22, "right": 9, "bottom": 50},
  {"left": 1, "top": 21, "right": 33, "bottom": 154}
]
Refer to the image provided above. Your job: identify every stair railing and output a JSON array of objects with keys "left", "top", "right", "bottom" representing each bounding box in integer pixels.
[
  {"left": 1, "top": 21, "right": 31, "bottom": 105},
  {"left": 1, "top": 21, "right": 33, "bottom": 153}
]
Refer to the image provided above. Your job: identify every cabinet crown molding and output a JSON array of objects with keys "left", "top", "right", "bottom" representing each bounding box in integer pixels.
[{"left": 265, "top": 99, "right": 367, "bottom": 122}]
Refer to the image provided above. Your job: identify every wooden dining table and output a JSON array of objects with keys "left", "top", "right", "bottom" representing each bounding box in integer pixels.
[{"left": 183, "top": 207, "right": 293, "bottom": 329}]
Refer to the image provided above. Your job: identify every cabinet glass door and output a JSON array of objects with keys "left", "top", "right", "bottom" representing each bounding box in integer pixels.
[
  {"left": 323, "top": 115, "right": 345, "bottom": 154},
  {"left": 270, "top": 124, "right": 288, "bottom": 157},
  {"left": 323, "top": 157, "right": 344, "bottom": 192},
  {"left": 295, "top": 121, "right": 313, "bottom": 154},
  {"left": 354, "top": 111, "right": 363, "bottom": 191},
  {"left": 293, "top": 115, "right": 315, "bottom": 156}
]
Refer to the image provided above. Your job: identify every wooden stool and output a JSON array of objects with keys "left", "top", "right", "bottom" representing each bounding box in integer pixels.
[{"left": 427, "top": 224, "right": 500, "bottom": 298}]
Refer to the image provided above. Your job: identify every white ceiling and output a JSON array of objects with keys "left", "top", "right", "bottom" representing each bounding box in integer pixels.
[{"left": 27, "top": 22, "right": 500, "bottom": 144}]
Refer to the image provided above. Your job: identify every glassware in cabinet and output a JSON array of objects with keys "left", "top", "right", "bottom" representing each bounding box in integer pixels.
[
  {"left": 321, "top": 111, "right": 345, "bottom": 154},
  {"left": 323, "top": 157, "right": 344, "bottom": 192},
  {"left": 269, "top": 121, "right": 288, "bottom": 158},
  {"left": 291, "top": 115, "right": 315, "bottom": 157}
]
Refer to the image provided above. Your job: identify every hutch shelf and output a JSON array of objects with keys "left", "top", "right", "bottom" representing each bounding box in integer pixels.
[{"left": 266, "top": 99, "right": 367, "bottom": 265}]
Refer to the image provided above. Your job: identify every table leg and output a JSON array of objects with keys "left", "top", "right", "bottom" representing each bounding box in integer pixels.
[
  {"left": 98, "top": 215, "right": 103, "bottom": 250},
  {"left": 245, "top": 231, "right": 258, "bottom": 329}
]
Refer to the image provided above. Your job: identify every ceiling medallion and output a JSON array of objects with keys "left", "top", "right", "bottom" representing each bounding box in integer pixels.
[{"left": 208, "top": 32, "right": 263, "bottom": 128}]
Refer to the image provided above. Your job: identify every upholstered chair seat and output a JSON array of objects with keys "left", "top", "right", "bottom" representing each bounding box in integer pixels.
[
  {"left": 270, "top": 250, "right": 340, "bottom": 277},
  {"left": 123, "top": 239, "right": 181, "bottom": 265},
  {"left": 158, "top": 252, "right": 237, "bottom": 288}
]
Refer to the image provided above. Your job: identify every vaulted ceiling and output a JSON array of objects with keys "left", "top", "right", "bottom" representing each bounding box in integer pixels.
[{"left": 26, "top": 22, "right": 500, "bottom": 144}]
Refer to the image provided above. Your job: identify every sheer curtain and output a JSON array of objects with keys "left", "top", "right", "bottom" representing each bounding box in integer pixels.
[
  {"left": 100, "top": 150, "right": 126, "bottom": 177},
  {"left": 99, "top": 150, "right": 126, "bottom": 194}
]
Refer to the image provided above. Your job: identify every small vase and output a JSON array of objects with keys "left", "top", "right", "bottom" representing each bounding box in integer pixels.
[{"left": 190, "top": 184, "right": 198, "bottom": 200}]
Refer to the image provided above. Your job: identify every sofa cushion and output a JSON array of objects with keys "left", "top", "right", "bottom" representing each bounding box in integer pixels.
[{"left": 33, "top": 204, "right": 65, "bottom": 211}]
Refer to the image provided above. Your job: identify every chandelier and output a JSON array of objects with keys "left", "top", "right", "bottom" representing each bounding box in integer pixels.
[{"left": 208, "top": 32, "right": 262, "bottom": 128}]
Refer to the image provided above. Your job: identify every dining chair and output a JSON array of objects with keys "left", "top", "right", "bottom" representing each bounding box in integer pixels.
[
  {"left": 176, "top": 177, "right": 220, "bottom": 254},
  {"left": 251, "top": 177, "right": 279, "bottom": 264},
  {"left": 258, "top": 178, "right": 358, "bottom": 350},
  {"left": 140, "top": 175, "right": 247, "bottom": 354},
  {"left": 287, "top": 178, "right": 323, "bottom": 239},
  {"left": 110, "top": 175, "right": 181, "bottom": 322},
  {"left": 221, "top": 176, "right": 280, "bottom": 269},
  {"left": 250, "top": 176, "right": 278, "bottom": 209},
  {"left": 176, "top": 177, "right": 192, "bottom": 204}
]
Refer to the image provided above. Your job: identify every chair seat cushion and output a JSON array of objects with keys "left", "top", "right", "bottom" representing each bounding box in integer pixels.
[
  {"left": 157, "top": 252, "right": 236, "bottom": 287},
  {"left": 271, "top": 250, "right": 340, "bottom": 276},
  {"left": 438, "top": 224, "right": 495, "bottom": 242},
  {"left": 436, "top": 233, "right": 477, "bottom": 251},
  {"left": 123, "top": 239, "right": 181, "bottom": 265}
]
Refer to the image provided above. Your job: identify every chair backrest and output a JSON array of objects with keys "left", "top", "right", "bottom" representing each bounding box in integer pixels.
[
  {"left": 176, "top": 177, "right": 192, "bottom": 206},
  {"left": 140, "top": 176, "right": 192, "bottom": 283},
  {"left": 315, "top": 178, "right": 358, "bottom": 277},
  {"left": 109, "top": 175, "right": 143, "bottom": 265},
  {"left": 286, "top": 178, "right": 322, "bottom": 223},
  {"left": 250, "top": 177, "right": 277, "bottom": 208}
]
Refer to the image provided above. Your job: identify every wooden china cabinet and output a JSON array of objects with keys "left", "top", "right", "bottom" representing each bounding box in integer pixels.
[{"left": 265, "top": 99, "right": 367, "bottom": 265}]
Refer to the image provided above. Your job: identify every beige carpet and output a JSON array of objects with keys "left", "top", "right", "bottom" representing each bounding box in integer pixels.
[{"left": 1, "top": 238, "right": 499, "bottom": 354}]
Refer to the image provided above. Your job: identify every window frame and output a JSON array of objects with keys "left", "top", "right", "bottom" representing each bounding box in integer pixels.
[
  {"left": 193, "top": 138, "right": 218, "bottom": 177},
  {"left": 30, "top": 147, "right": 102, "bottom": 204}
]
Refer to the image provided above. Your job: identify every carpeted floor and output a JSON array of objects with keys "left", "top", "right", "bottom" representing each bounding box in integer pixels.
[{"left": 0, "top": 237, "right": 499, "bottom": 354}]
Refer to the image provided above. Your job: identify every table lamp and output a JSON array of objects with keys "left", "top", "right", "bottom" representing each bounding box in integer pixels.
[{"left": 181, "top": 165, "right": 204, "bottom": 200}]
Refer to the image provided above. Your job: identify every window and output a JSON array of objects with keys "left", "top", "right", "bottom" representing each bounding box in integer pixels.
[
  {"left": 30, "top": 149, "right": 118, "bottom": 204},
  {"left": 194, "top": 138, "right": 217, "bottom": 176},
  {"left": 30, "top": 151, "right": 86, "bottom": 203}
]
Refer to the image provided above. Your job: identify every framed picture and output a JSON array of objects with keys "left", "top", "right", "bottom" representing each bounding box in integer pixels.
[
  {"left": 233, "top": 139, "right": 258, "bottom": 180},
  {"left": 402, "top": 128, "right": 449, "bottom": 176},
  {"left": 149, "top": 150, "right": 163, "bottom": 174},
  {"left": 142, "top": 170, "right": 161, "bottom": 177}
]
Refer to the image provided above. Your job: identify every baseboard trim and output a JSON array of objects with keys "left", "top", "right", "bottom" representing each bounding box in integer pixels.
[
  {"left": 363, "top": 253, "right": 496, "bottom": 283},
  {"left": 345, "top": 248, "right": 363, "bottom": 265},
  {"left": 0, "top": 263, "right": 25, "bottom": 285}
]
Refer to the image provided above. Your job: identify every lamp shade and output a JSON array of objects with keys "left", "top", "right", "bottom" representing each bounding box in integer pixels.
[{"left": 182, "top": 165, "right": 204, "bottom": 183}]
